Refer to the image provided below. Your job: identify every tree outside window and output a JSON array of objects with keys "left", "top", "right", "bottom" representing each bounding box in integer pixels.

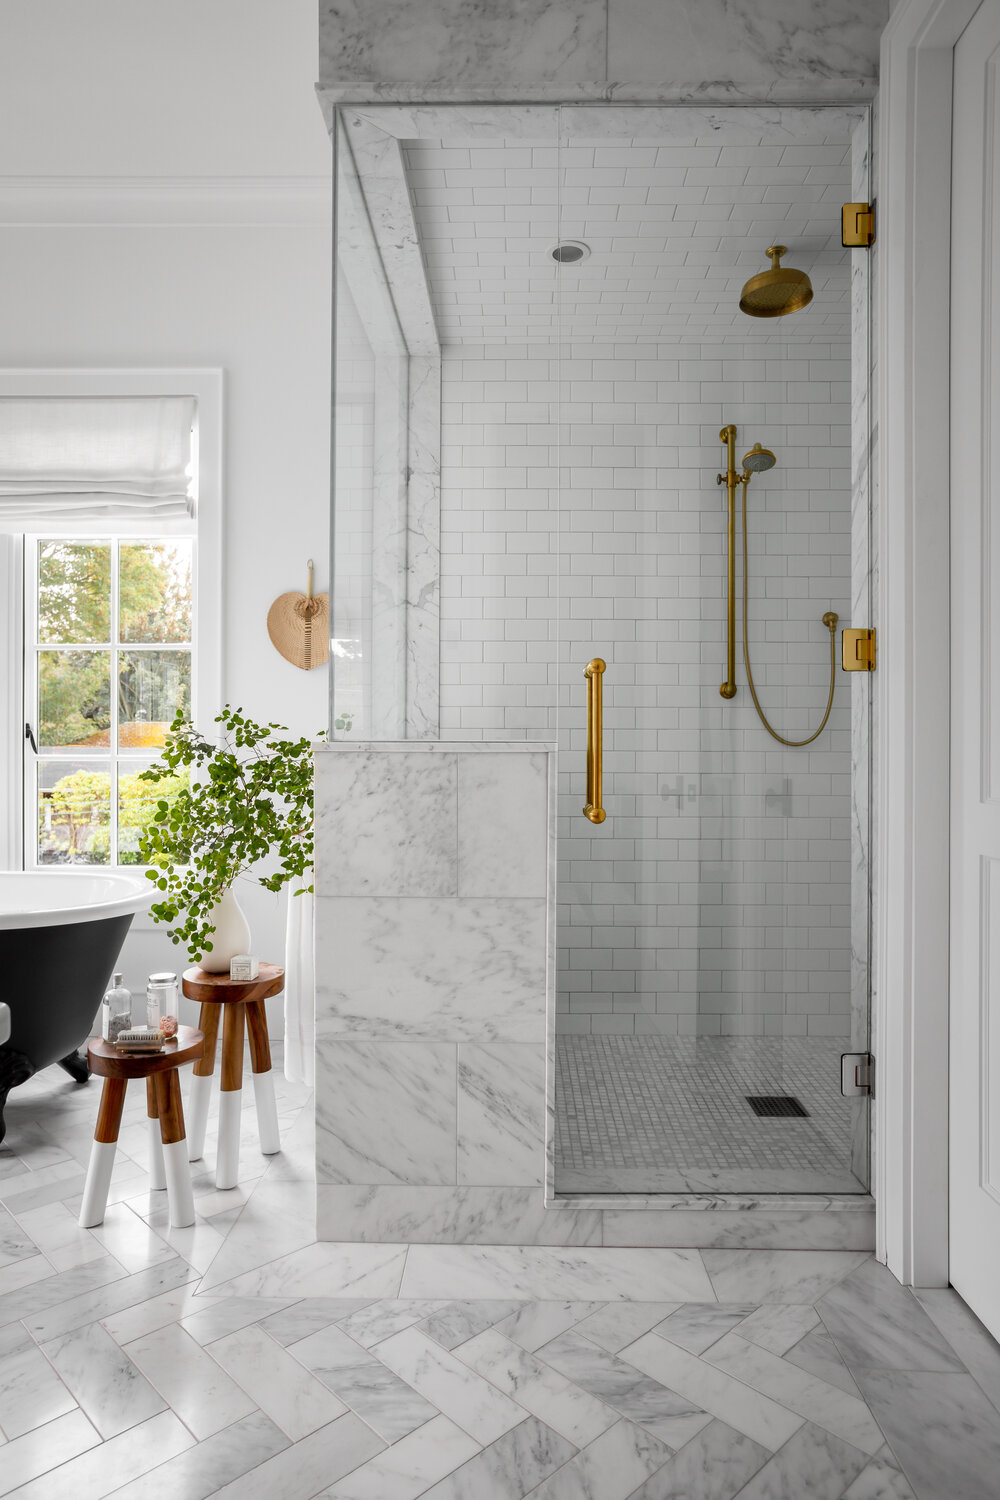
[{"left": 31, "top": 538, "right": 193, "bottom": 865}]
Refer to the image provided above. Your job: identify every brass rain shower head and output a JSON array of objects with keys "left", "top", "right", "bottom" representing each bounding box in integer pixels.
[
  {"left": 739, "top": 246, "right": 813, "bottom": 319},
  {"left": 742, "top": 442, "right": 776, "bottom": 475}
]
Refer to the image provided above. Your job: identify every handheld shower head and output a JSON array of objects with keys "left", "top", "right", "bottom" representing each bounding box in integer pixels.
[{"left": 742, "top": 443, "right": 776, "bottom": 476}]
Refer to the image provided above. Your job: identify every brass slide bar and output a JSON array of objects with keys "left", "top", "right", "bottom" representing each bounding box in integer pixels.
[
  {"left": 717, "top": 424, "right": 738, "bottom": 700},
  {"left": 583, "top": 657, "right": 607, "bottom": 824}
]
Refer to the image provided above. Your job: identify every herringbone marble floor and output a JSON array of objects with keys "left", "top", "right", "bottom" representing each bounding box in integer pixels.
[{"left": 0, "top": 1059, "right": 998, "bottom": 1498}]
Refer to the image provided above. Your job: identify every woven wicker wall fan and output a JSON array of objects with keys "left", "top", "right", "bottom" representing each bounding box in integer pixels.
[{"left": 267, "top": 560, "right": 329, "bottom": 671}]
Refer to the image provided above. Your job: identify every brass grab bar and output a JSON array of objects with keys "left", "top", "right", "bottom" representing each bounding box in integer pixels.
[{"left": 583, "top": 658, "right": 607, "bottom": 824}]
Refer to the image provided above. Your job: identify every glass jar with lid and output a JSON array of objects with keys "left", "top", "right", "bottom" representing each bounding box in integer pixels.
[{"left": 146, "top": 972, "right": 178, "bottom": 1030}]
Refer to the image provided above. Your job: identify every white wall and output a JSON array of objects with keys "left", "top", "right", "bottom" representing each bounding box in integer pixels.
[
  {"left": 0, "top": 2, "right": 331, "bottom": 1022},
  {"left": 439, "top": 338, "right": 853, "bottom": 1037}
]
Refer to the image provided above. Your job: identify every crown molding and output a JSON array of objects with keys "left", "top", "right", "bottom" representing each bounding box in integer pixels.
[{"left": 0, "top": 175, "right": 332, "bottom": 226}]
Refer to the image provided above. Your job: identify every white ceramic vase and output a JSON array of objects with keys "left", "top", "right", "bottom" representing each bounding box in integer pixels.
[{"left": 197, "top": 885, "right": 251, "bottom": 973}]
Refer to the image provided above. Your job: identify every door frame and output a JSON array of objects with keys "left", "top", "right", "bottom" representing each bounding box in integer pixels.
[{"left": 876, "top": 0, "right": 981, "bottom": 1285}]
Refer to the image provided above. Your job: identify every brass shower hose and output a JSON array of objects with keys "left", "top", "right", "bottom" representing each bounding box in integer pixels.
[{"left": 740, "top": 477, "right": 838, "bottom": 748}]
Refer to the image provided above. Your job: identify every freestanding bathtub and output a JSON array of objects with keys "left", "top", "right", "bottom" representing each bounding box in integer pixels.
[{"left": 0, "top": 871, "right": 151, "bottom": 1142}]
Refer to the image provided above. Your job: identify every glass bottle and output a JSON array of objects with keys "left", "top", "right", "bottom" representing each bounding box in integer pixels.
[
  {"left": 146, "top": 972, "right": 178, "bottom": 1030},
  {"left": 101, "top": 972, "right": 132, "bottom": 1042}
]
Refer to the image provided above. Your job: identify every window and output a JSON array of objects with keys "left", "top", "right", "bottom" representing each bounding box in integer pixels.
[
  {"left": 0, "top": 368, "right": 222, "bottom": 875},
  {"left": 25, "top": 537, "right": 194, "bottom": 865}
]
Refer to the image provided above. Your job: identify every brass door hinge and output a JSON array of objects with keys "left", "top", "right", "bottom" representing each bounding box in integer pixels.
[
  {"left": 841, "top": 1053, "right": 874, "bottom": 1097},
  {"left": 842, "top": 627, "right": 876, "bottom": 672},
  {"left": 842, "top": 201, "right": 876, "bottom": 248}
]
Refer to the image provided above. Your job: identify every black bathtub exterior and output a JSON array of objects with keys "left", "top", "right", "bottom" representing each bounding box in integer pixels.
[{"left": 0, "top": 912, "right": 134, "bottom": 1141}]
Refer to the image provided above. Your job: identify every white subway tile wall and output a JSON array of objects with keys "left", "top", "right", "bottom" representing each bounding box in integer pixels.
[{"left": 439, "top": 338, "right": 852, "bottom": 1037}]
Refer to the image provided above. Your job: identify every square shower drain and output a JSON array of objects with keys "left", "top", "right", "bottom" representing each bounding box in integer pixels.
[{"left": 745, "top": 1095, "right": 810, "bottom": 1118}]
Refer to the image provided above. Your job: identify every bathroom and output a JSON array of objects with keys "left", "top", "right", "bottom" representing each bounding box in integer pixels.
[{"left": 0, "top": 2, "right": 998, "bottom": 1496}]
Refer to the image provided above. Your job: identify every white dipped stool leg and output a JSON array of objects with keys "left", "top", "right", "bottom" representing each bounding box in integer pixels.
[
  {"left": 146, "top": 1078, "right": 166, "bottom": 1190},
  {"left": 154, "top": 1070, "right": 196, "bottom": 1228},
  {"left": 79, "top": 1077, "right": 126, "bottom": 1227},
  {"left": 80, "top": 1141, "right": 117, "bottom": 1227},
  {"left": 187, "top": 1002, "right": 220, "bottom": 1163},
  {"left": 247, "top": 1000, "right": 281, "bottom": 1156},
  {"left": 162, "top": 1140, "right": 195, "bottom": 1227},
  {"left": 251, "top": 1072, "right": 280, "bottom": 1155},
  {"left": 217, "top": 1003, "right": 245, "bottom": 1189},
  {"left": 186, "top": 1074, "right": 212, "bottom": 1163},
  {"left": 216, "top": 1091, "right": 242, "bottom": 1190}
]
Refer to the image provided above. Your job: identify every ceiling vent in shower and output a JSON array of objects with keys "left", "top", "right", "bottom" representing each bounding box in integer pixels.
[{"left": 550, "top": 241, "right": 590, "bottom": 264}]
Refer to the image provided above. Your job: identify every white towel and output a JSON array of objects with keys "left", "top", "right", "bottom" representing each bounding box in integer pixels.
[{"left": 283, "top": 889, "right": 314, "bottom": 1088}]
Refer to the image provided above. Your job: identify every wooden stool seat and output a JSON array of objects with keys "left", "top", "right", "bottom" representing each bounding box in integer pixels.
[
  {"left": 80, "top": 1026, "right": 203, "bottom": 1229},
  {"left": 181, "top": 965, "right": 284, "bottom": 1189}
]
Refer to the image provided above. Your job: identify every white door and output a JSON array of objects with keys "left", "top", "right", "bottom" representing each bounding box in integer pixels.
[{"left": 950, "top": 0, "right": 1000, "bottom": 1337}]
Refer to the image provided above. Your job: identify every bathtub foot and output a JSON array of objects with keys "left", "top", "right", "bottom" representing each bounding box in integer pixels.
[
  {"left": 57, "top": 1050, "right": 90, "bottom": 1085},
  {"left": 0, "top": 1048, "right": 34, "bottom": 1144}
]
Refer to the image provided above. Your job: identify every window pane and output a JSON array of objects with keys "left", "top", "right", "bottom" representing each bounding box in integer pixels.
[
  {"left": 37, "top": 758, "right": 111, "bottom": 865},
  {"left": 118, "top": 760, "right": 190, "bottom": 865},
  {"left": 39, "top": 649, "right": 111, "bottom": 751},
  {"left": 118, "top": 650, "right": 190, "bottom": 748},
  {"left": 38, "top": 541, "right": 110, "bottom": 643},
  {"left": 120, "top": 541, "right": 192, "bottom": 643}
]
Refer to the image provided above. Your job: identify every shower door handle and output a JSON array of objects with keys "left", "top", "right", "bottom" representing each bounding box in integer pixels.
[{"left": 583, "top": 658, "right": 607, "bottom": 824}]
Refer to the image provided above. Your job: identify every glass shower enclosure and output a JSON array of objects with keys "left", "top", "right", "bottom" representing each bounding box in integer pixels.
[{"left": 329, "top": 98, "right": 873, "bottom": 1200}]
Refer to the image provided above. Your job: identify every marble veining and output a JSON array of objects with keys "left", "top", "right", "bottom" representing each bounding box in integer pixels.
[
  {"left": 315, "top": 1042, "right": 457, "bottom": 1186},
  {"left": 319, "top": 0, "right": 606, "bottom": 88},
  {"left": 317, "top": 1185, "right": 603, "bottom": 1246},
  {"left": 374, "top": 1325, "right": 527, "bottom": 1444},
  {"left": 314, "top": 752, "right": 457, "bottom": 898},
  {"left": 701, "top": 1248, "right": 870, "bottom": 1305},
  {"left": 457, "top": 1044, "right": 546, "bottom": 1186},
  {"left": 626, "top": 1418, "right": 770, "bottom": 1500},
  {"left": 455, "top": 1327, "right": 620, "bottom": 1448},
  {"left": 534, "top": 1329, "right": 712, "bottom": 1449},
  {"left": 400, "top": 1245, "right": 717, "bottom": 1303},
  {"left": 420, "top": 1415, "right": 578, "bottom": 1500},
  {"left": 726, "top": 1421, "right": 871, "bottom": 1499},
  {"left": 316, "top": 896, "right": 547, "bottom": 1042},
  {"left": 620, "top": 1333, "right": 804, "bottom": 1452},
  {"left": 287, "top": 1321, "right": 439, "bottom": 1442},
  {"left": 817, "top": 1258, "right": 967, "bottom": 1373},
  {"left": 653, "top": 1303, "right": 757, "bottom": 1357},
  {"left": 325, "top": 1414, "right": 480, "bottom": 1499},
  {"left": 527, "top": 1417, "right": 672, "bottom": 1500},
  {"left": 606, "top": 0, "right": 884, "bottom": 92}
]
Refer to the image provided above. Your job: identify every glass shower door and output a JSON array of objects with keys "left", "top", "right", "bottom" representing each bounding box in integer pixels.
[{"left": 552, "top": 105, "right": 871, "bottom": 1196}]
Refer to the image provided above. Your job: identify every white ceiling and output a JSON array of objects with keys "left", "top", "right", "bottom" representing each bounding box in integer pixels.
[{"left": 402, "top": 137, "right": 852, "bottom": 346}]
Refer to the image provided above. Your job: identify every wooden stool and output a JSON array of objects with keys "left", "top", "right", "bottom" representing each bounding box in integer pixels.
[
  {"left": 181, "top": 965, "right": 284, "bottom": 1190},
  {"left": 80, "top": 1027, "right": 203, "bottom": 1229}
]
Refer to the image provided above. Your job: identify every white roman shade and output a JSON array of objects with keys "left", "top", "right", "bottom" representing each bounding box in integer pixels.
[{"left": 0, "top": 396, "right": 197, "bottom": 520}]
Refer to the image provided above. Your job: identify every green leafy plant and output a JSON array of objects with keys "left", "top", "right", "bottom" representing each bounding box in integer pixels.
[{"left": 138, "top": 704, "right": 347, "bottom": 961}]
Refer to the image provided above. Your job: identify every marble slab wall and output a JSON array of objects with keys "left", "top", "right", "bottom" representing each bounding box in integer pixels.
[
  {"left": 314, "top": 743, "right": 874, "bottom": 1249},
  {"left": 319, "top": 0, "right": 887, "bottom": 105}
]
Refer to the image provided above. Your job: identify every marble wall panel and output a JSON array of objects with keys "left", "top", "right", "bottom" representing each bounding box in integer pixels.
[
  {"left": 314, "top": 750, "right": 457, "bottom": 897},
  {"left": 606, "top": 0, "right": 884, "bottom": 94},
  {"left": 316, "top": 895, "right": 547, "bottom": 1041},
  {"left": 316, "top": 1186, "right": 603, "bottom": 1245},
  {"left": 315, "top": 1041, "right": 457, "bottom": 1185},
  {"left": 602, "top": 1209, "right": 875, "bottom": 1251},
  {"left": 457, "top": 754, "right": 549, "bottom": 899},
  {"left": 320, "top": 0, "right": 885, "bottom": 102},
  {"left": 319, "top": 0, "right": 606, "bottom": 88},
  {"left": 457, "top": 1044, "right": 546, "bottom": 1186}
]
